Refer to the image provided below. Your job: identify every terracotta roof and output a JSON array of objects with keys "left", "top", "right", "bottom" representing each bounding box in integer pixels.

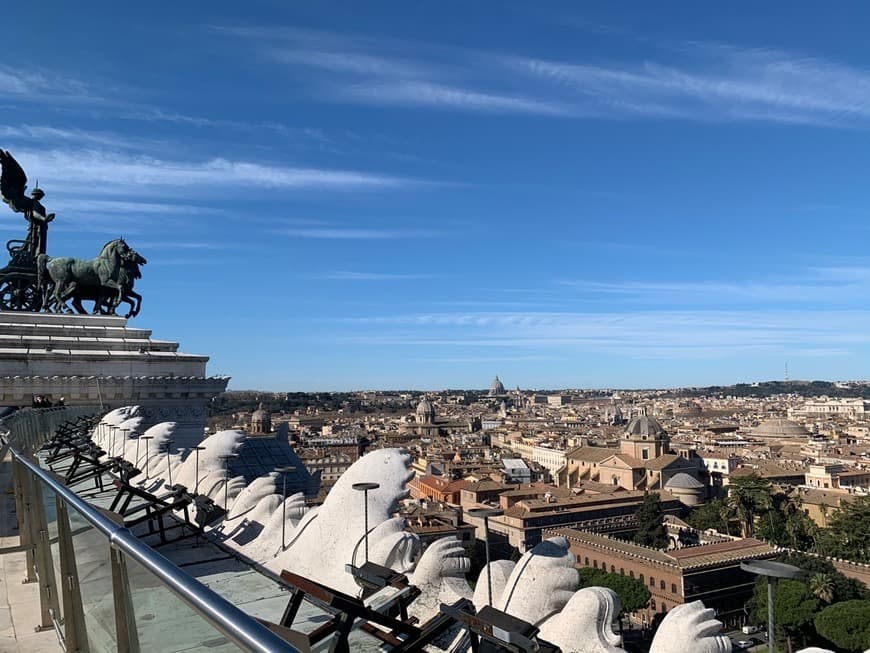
[
  {"left": 566, "top": 446, "right": 620, "bottom": 463},
  {"left": 644, "top": 454, "right": 693, "bottom": 471},
  {"left": 551, "top": 528, "right": 776, "bottom": 569},
  {"left": 464, "top": 479, "right": 510, "bottom": 493},
  {"left": 417, "top": 475, "right": 450, "bottom": 489},
  {"left": 605, "top": 453, "right": 644, "bottom": 468}
]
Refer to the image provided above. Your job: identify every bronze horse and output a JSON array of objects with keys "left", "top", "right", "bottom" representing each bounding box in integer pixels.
[{"left": 38, "top": 238, "right": 147, "bottom": 318}]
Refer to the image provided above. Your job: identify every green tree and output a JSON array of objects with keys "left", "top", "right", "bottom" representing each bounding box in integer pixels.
[
  {"left": 822, "top": 495, "right": 870, "bottom": 563},
  {"left": 685, "top": 498, "right": 731, "bottom": 533},
  {"left": 808, "top": 573, "right": 834, "bottom": 604},
  {"left": 727, "top": 474, "right": 771, "bottom": 538},
  {"left": 633, "top": 491, "right": 669, "bottom": 549},
  {"left": 814, "top": 600, "right": 870, "bottom": 652},
  {"left": 756, "top": 492, "right": 817, "bottom": 550},
  {"left": 775, "top": 552, "right": 868, "bottom": 603},
  {"left": 577, "top": 567, "right": 651, "bottom": 630},
  {"left": 754, "top": 579, "right": 819, "bottom": 652}
]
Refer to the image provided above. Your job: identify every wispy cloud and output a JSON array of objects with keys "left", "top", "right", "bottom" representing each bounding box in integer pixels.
[
  {"left": 343, "top": 80, "right": 572, "bottom": 116},
  {"left": 557, "top": 266, "right": 870, "bottom": 304},
  {"left": 218, "top": 26, "right": 870, "bottom": 127},
  {"left": 277, "top": 227, "right": 437, "bottom": 239},
  {"left": 220, "top": 25, "right": 572, "bottom": 116},
  {"left": 336, "top": 309, "right": 870, "bottom": 358},
  {"left": 316, "top": 270, "right": 441, "bottom": 280},
  {"left": 12, "top": 149, "right": 417, "bottom": 193},
  {"left": 0, "top": 65, "right": 105, "bottom": 105},
  {"left": 505, "top": 44, "right": 870, "bottom": 126}
]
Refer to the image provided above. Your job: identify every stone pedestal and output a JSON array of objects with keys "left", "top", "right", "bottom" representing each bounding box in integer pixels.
[{"left": 0, "top": 312, "right": 228, "bottom": 449}]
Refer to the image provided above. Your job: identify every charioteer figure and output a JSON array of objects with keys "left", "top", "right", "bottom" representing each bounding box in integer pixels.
[{"left": 0, "top": 150, "right": 55, "bottom": 260}]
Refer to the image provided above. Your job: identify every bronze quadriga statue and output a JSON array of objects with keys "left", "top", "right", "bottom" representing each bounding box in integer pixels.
[{"left": 0, "top": 149, "right": 146, "bottom": 318}]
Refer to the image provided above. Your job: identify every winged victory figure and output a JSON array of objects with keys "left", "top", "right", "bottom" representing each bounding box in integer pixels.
[{"left": 0, "top": 149, "right": 54, "bottom": 258}]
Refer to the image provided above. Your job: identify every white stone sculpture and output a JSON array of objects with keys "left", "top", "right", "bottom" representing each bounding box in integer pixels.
[
  {"left": 494, "top": 536, "right": 579, "bottom": 624},
  {"left": 649, "top": 602, "right": 731, "bottom": 653},
  {"left": 266, "top": 448, "right": 419, "bottom": 595},
  {"left": 537, "top": 587, "right": 624, "bottom": 653}
]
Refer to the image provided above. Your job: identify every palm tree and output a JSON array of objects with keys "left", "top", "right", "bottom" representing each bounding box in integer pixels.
[
  {"left": 727, "top": 474, "right": 771, "bottom": 538},
  {"left": 809, "top": 572, "right": 834, "bottom": 603}
]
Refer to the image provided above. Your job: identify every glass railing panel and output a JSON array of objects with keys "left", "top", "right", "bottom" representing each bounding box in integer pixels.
[
  {"left": 124, "top": 554, "right": 243, "bottom": 653},
  {"left": 41, "top": 483, "right": 64, "bottom": 629},
  {"left": 67, "top": 502, "right": 118, "bottom": 652}
]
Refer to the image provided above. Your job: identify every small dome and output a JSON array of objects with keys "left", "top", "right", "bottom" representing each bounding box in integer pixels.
[
  {"left": 625, "top": 414, "right": 666, "bottom": 438},
  {"left": 252, "top": 402, "right": 269, "bottom": 420},
  {"left": 416, "top": 397, "right": 435, "bottom": 424},
  {"left": 751, "top": 418, "right": 810, "bottom": 439},
  {"left": 665, "top": 473, "right": 704, "bottom": 490},
  {"left": 489, "top": 375, "right": 506, "bottom": 396}
]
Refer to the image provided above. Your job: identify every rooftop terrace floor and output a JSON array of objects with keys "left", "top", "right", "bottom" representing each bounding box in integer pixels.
[{"left": 1, "top": 450, "right": 384, "bottom": 652}]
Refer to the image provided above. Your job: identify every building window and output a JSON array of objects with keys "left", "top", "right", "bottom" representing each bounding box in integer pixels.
[
  {"left": 660, "top": 580, "right": 665, "bottom": 590},
  {"left": 610, "top": 565, "right": 615, "bottom": 574},
  {"left": 629, "top": 571, "right": 634, "bottom": 579},
  {"left": 620, "top": 568, "right": 624, "bottom": 575},
  {"left": 650, "top": 600, "right": 656, "bottom": 611},
  {"left": 642, "top": 449, "right": 649, "bottom": 460},
  {"left": 671, "top": 583, "right": 677, "bottom": 594},
  {"left": 585, "top": 557, "right": 589, "bottom": 566},
  {"left": 649, "top": 577, "right": 655, "bottom": 587},
  {"left": 593, "top": 560, "right": 597, "bottom": 569},
  {"left": 639, "top": 574, "right": 644, "bottom": 584}
]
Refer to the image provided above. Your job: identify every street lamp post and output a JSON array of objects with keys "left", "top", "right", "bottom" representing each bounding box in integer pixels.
[
  {"left": 140, "top": 436, "right": 153, "bottom": 480},
  {"left": 740, "top": 559, "right": 801, "bottom": 653},
  {"left": 192, "top": 446, "right": 206, "bottom": 494},
  {"left": 351, "top": 482, "right": 380, "bottom": 564},
  {"left": 467, "top": 507, "right": 505, "bottom": 607},
  {"left": 275, "top": 466, "right": 297, "bottom": 551},
  {"left": 165, "top": 439, "right": 174, "bottom": 487},
  {"left": 120, "top": 428, "right": 130, "bottom": 459},
  {"left": 219, "top": 454, "right": 239, "bottom": 511}
]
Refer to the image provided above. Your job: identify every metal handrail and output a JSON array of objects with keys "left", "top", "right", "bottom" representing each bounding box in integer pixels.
[{"left": 11, "top": 449, "right": 300, "bottom": 653}]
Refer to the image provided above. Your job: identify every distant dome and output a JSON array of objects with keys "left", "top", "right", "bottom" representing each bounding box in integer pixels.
[
  {"left": 489, "top": 375, "right": 506, "bottom": 396},
  {"left": 665, "top": 473, "right": 704, "bottom": 490},
  {"left": 751, "top": 418, "right": 810, "bottom": 440},
  {"left": 251, "top": 402, "right": 271, "bottom": 434},
  {"left": 252, "top": 402, "right": 269, "bottom": 421},
  {"left": 416, "top": 397, "right": 435, "bottom": 424},
  {"left": 625, "top": 413, "right": 666, "bottom": 439}
]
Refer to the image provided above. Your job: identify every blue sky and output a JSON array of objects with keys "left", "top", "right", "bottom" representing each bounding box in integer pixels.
[{"left": 5, "top": 1, "right": 870, "bottom": 390}]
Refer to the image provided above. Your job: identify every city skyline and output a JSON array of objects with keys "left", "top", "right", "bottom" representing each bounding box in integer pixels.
[{"left": 4, "top": 2, "right": 870, "bottom": 389}]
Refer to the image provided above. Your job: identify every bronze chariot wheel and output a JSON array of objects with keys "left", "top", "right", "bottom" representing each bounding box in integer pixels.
[{"left": 0, "top": 274, "right": 42, "bottom": 312}]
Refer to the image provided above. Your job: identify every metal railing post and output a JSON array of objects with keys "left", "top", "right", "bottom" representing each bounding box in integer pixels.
[
  {"left": 11, "top": 449, "right": 300, "bottom": 653},
  {"left": 16, "top": 464, "right": 37, "bottom": 584},
  {"left": 57, "top": 496, "right": 89, "bottom": 653},
  {"left": 111, "top": 546, "right": 140, "bottom": 653},
  {"left": 30, "top": 472, "right": 61, "bottom": 632}
]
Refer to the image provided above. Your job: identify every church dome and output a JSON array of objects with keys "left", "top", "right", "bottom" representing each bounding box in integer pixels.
[
  {"left": 489, "top": 375, "right": 506, "bottom": 396},
  {"left": 251, "top": 402, "right": 271, "bottom": 434},
  {"left": 665, "top": 473, "right": 703, "bottom": 490},
  {"left": 252, "top": 402, "right": 269, "bottom": 421},
  {"left": 625, "top": 413, "right": 666, "bottom": 439},
  {"left": 751, "top": 418, "right": 810, "bottom": 440},
  {"left": 416, "top": 397, "right": 436, "bottom": 424}
]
